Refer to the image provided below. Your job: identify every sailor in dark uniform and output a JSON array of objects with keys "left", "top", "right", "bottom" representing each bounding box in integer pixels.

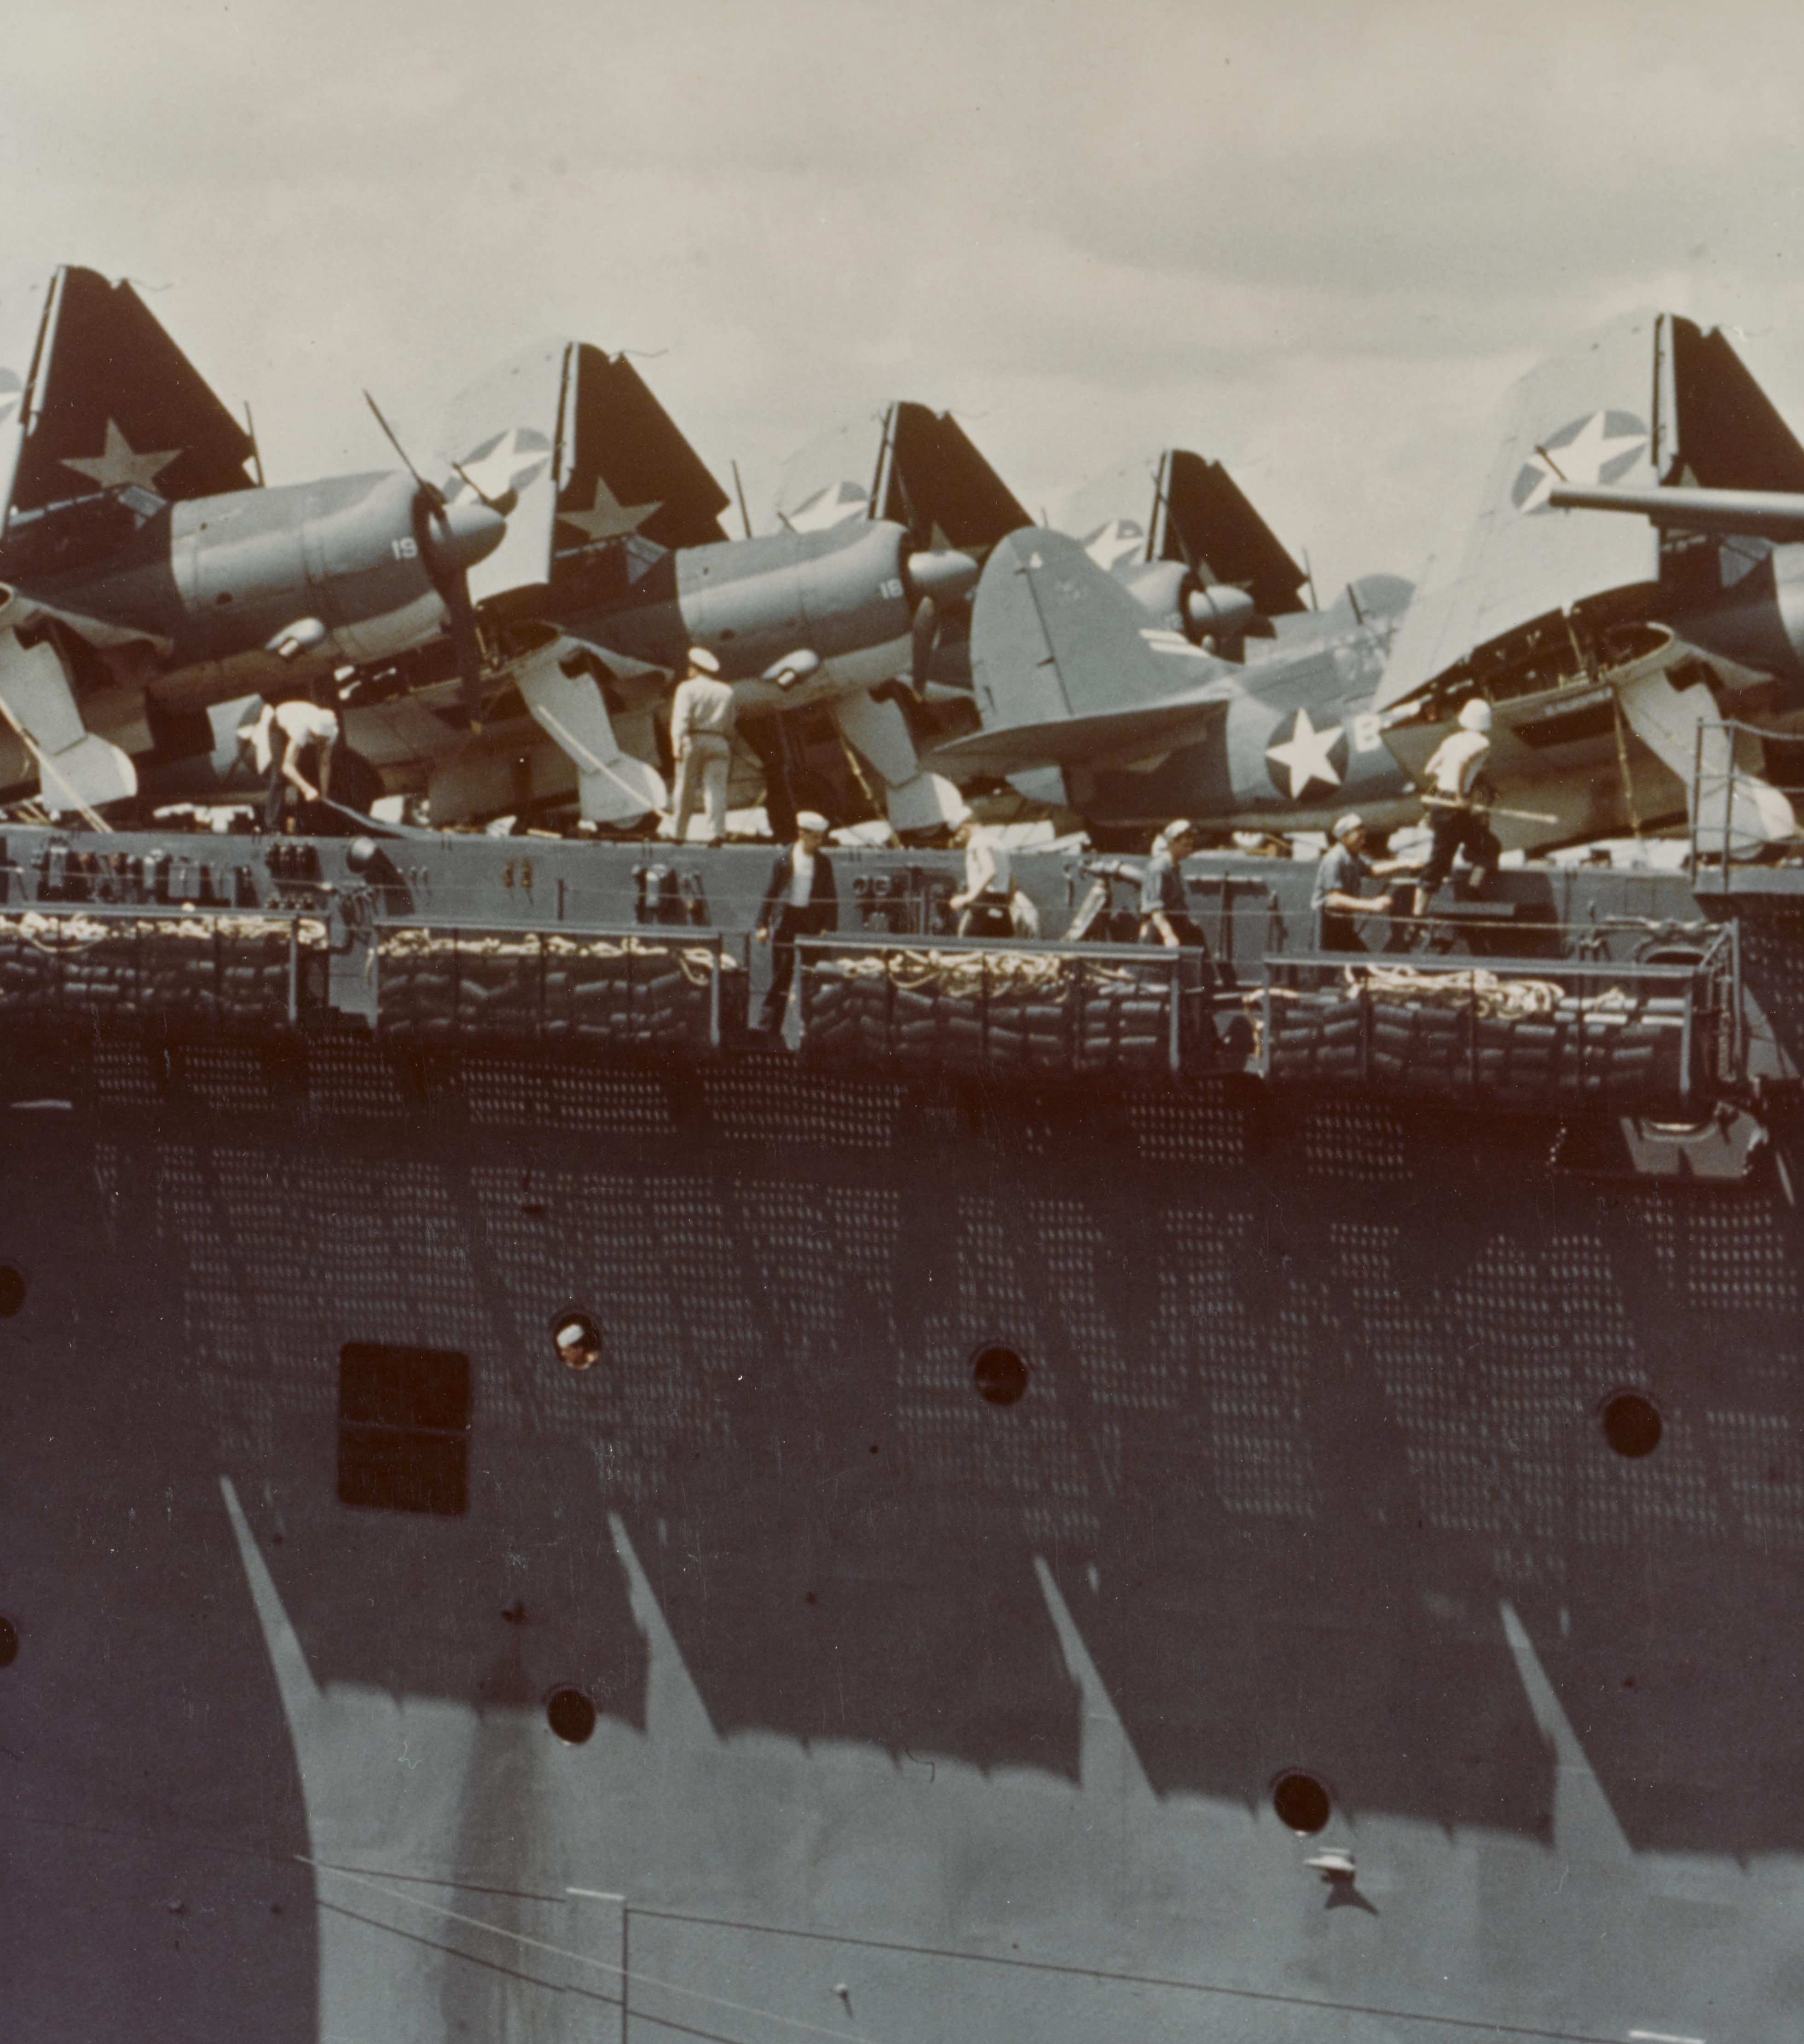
[
  {"left": 1139, "top": 820, "right": 1204, "bottom": 948},
  {"left": 1312, "top": 813, "right": 1397, "bottom": 953},
  {"left": 754, "top": 810, "right": 836, "bottom": 1032}
]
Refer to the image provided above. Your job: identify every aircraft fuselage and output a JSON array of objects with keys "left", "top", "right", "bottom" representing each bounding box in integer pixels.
[
  {"left": 549, "top": 519, "right": 925, "bottom": 710},
  {"left": 0, "top": 470, "right": 501, "bottom": 719}
]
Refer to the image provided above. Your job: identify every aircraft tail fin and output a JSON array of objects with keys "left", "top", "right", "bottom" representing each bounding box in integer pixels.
[
  {"left": 875, "top": 402, "right": 1029, "bottom": 555},
  {"left": 0, "top": 264, "right": 255, "bottom": 536},
  {"left": 441, "top": 341, "right": 730, "bottom": 607},
  {"left": 931, "top": 528, "right": 1226, "bottom": 776},
  {"left": 775, "top": 400, "right": 1029, "bottom": 556},
  {"left": 1153, "top": 450, "right": 1307, "bottom": 618},
  {"left": 1379, "top": 312, "right": 1804, "bottom": 715}
]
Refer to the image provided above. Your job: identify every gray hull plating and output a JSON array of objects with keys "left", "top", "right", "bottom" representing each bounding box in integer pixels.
[{"left": 5, "top": 1013, "right": 1804, "bottom": 2041}]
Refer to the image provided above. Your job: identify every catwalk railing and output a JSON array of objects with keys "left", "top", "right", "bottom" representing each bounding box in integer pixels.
[
  {"left": 1258, "top": 932, "right": 1739, "bottom": 1112},
  {"left": 1688, "top": 717, "right": 1804, "bottom": 886},
  {"left": 0, "top": 899, "right": 1747, "bottom": 1115}
]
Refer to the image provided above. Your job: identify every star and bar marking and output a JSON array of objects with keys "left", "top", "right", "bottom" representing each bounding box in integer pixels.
[
  {"left": 1265, "top": 705, "right": 1346, "bottom": 798},
  {"left": 1512, "top": 410, "right": 1649, "bottom": 514}
]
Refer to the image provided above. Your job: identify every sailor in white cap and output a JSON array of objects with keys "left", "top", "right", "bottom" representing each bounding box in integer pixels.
[
  {"left": 1407, "top": 696, "right": 1499, "bottom": 921},
  {"left": 552, "top": 1313, "right": 602, "bottom": 1371},
  {"left": 948, "top": 812, "right": 1017, "bottom": 938},
  {"left": 754, "top": 809, "right": 837, "bottom": 1032},
  {"left": 1312, "top": 812, "right": 1401, "bottom": 953},
  {"left": 662, "top": 646, "right": 737, "bottom": 846},
  {"left": 1139, "top": 819, "right": 1204, "bottom": 948},
  {"left": 253, "top": 687, "right": 341, "bottom": 832}
]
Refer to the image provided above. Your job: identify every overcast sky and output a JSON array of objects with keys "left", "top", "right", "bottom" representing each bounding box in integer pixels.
[{"left": 5, "top": 0, "right": 1803, "bottom": 592}]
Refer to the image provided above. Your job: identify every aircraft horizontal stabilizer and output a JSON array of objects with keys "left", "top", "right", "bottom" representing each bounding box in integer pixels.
[
  {"left": 928, "top": 694, "right": 1226, "bottom": 777},
  {"left": 515, "top": 645, "right": 666, "bottom": 825}
]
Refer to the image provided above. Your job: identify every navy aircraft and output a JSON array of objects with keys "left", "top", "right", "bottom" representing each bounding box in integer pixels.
[
  {"left": 942, "top": 314, "right": 1804, "bottom": 857},
  {"left": 1376, "top": 311, "right": 1804, "bottom": 854},
  {"left": 1064, "top": 446, "right": 1310, "bottom": 659},
  {"left": 0, "top": 268, "right": 1008, "bottom": 837},
  {"left": 0, "top": 264, "right": 509, "bottom": 819},
  {"left": 933, "top": 493, "right": 1413, "bottom": 840},
  {"left": 351, "top": 369, "right": 1014, "bottom": 835}
]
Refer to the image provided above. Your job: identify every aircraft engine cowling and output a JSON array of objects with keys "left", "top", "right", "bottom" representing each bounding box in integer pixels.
[
  {"left": 1185, "top": 582, "right": 1257, "bottom": 637},
  {"left": 661, "top": 520, "right": 920, "bottom": 671},
  {"left": 1115, "top": 558, "right": 1256, "bottom": 646}
]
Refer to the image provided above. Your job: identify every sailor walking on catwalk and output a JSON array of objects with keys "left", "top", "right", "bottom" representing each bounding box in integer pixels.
[{"left": 754, "top": 810, "right": 837, "bottom": 1032}]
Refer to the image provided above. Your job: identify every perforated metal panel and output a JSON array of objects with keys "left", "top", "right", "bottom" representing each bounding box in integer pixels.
[
  {"left": 1299, "top": 1096, "right": 1411, "bottom": 1181},
  {"left": 180, "top": 1044, "right": 270, "bottom": 1115},
  {"left": 1126, "top": 1089, "right": 1251, "bottom": 1165},
  {"left": 703, "top": 1061, "right": 902, "bottom": 1148},
  {"left": 304, "top": 1038, "right": 411, "bottom": 1120},
  {"left": 466, "top": 1056, "right": 674, "bottom": 1133}
]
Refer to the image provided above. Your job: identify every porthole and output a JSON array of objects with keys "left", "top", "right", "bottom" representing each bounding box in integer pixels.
[
  {"left": 0, "top": 1615, "right": 16, "bottom": 1666},
  {"left": 551, "top": 1311, "right": 603, "bottom": 1371},
  {"left": 0, "top": 1265, "right": 26, "bottom": 1317},
  {"left": 1272, "top": 1770, "right": 1332, "bottom": 1834},
  {"left": 972, "top": 1344, "right": 1029, "bottom": 1407},
  {"left": 1601, "top": 1391, "right": 1662, "bottom": 1459},
  {"left": 546, "top": 1686, "right": 596, "bottom": 1744}
]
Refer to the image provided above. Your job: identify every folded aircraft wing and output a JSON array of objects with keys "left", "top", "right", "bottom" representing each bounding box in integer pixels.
[
  {"left": 441, "top": 340, "right": 730, "bottom": 609},
  {"left": 0, "top": 265, "right": 55, "bottom": 526},
  {"left": 775, "top": 400, "right": 1028, "bottom": 555},
  {"left": 0, "top": 263, "right": 256, "bottom": 531},
  {"left": 1156, "top": 450, "right": 1308, "bottom": 617},
  {"left": 1376, "top": 311, "right": 1672, "bottom": 713}
]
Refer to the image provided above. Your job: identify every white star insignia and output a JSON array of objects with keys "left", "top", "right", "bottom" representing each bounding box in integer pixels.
[
  {"left": 449, "top": 425, "right": 552, "bottom": 506},
  {"left": 1265, "top": 706, "right": 1344, "bottom": 798},
  {"left": 1083, "top": 518, "right": 1145, "bottom": 572},
  {"left": 786, "top": 479, "right": 869, "bottom": 532},
  {"left": 1515, "top": 410, "right": 1649, "bottom": 513},
  {"left": 557, "top": 474, "right": 662, "bottom": 542},
  {"left": 61, "top": 418, "right": 182, "bottom": 491}
]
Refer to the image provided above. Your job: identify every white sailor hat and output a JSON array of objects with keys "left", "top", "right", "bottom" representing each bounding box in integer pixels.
[
  {"left": 795, "top": 810, "right": 830, "bottom": 834},
  {"left": 1333, "top": 812, "right": 1364, "bottom": 841},
  {"left": 687, "top": 646, "right": 722, "bottom": 676},
  {"left": 1458, "top": 697, "right": 1493, "bottom": 732}
]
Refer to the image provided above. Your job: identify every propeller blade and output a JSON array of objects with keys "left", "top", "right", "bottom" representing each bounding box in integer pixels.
[
  {"left": 910, "top": 595, "right": 938, "bottom": 703},
  {"left": 414, "top": 494, "right": 489, "bottom": 727},
  {"left": 364, "top": 390, "right": 443, "bottom": 503}
]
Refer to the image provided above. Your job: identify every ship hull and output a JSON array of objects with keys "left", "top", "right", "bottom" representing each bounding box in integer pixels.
[{"left": 6, "top": 1016, "right": 1804, "bottom": 2041}]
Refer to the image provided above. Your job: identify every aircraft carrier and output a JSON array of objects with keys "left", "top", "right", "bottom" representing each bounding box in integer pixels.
[{"left": 2, "top": 819, "right": 1803, "bottom": 2042}]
